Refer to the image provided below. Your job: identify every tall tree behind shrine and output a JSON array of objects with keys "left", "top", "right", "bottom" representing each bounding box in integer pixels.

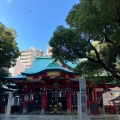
[
  {"left": 49, "top": 0, "right": 120, "bottom": 81},
  {"left": 0, "top": 23, "right": 20, "bottom": 90}
]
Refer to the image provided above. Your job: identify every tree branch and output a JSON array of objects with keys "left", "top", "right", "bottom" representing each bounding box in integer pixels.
[
  {"left": 105, "top": 35, "right": 115, "bottom": 44},
  {"left": 87, "top": 42, "right": 120, "bottom": 79}
]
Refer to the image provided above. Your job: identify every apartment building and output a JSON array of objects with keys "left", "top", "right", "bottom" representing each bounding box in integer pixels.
[
  {"left": 19, "top": 46, "right": 44, "bottom": 70},
  {"left": 46, "top": 45, "right": 52, "bottom": 55},
  {"left": 9, "top": 58, "right": 26, "bottom": 76},
  {"left": 42, "top": 45, "right": 52, "bottom": 57},
  {"left": 9, "top": 45, "right": 52, "bottom": 76}
]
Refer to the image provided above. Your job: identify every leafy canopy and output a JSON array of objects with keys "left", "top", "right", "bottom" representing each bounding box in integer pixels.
[
  {"left": 0, "top": 24, "right": 20, "bottom": 78},
  {"left": 49, "top": 0, "right": 120, "bottom": 81}
]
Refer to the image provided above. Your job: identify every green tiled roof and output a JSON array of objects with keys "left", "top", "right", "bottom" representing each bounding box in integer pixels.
[
  {"left": 22, "top": 57, "right": 75, "bottom": 75},
  {"left": 22, "top": 57, "right": 52, "bottom": 74},
  {"left": 4, "top": 57, "right": 78, "bottom": 81},
  {"left": 63, "top": 61, "right": 76, "bottom": 69}
]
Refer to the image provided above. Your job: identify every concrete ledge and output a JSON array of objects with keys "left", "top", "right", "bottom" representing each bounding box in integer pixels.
[
  {"left": 0, "top": 114, "right": 120, "bottom": 120},
  {"left": 67, "top": 109, "right": 71, "bottom": 114}
]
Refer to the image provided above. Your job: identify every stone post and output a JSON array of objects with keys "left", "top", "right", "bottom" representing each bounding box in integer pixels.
[
  {"left": 79, "top": 77, "right": 87, "bottom": 120},
  {"left": 77, "top": 91, "right": 80, "bottom": 120},
  {"left": 5, "top": 92, "right": 13, "bottom": 120}
]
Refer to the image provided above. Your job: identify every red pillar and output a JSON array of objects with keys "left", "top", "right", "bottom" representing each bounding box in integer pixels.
[
  {"left": 41, "top": 89, "right": 46, "bottom": 114},
  {"left": 93, "top": 85, "right": 97, "bottom": 102},
  {"left": 45, "top": 91, "right": 47, "bottom": 110},
  {"left": 67, "top": 90, "right": 72, "bottom": 114},
  {"left": 23, "top": 95, "right": 27, "bottom": 113},
  {"left": 87, "top": 88, "right": 90, "bottom": 114},
  {"left": 23, "top": 85, "right": 28, "bottom": 113}
]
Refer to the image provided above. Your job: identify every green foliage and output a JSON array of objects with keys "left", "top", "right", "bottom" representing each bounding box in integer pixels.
[
  {"left": 49, "top": 0, "right": 120, "bottom": 81},
  {"left": 0, "top": 23, "right": 20, "bottom": 91},
  {"left": 74, "top": 60, "right": 103, "bottom": 77},
  {"left": 50, "top": 26, "right": 89, "bottom": 61}
]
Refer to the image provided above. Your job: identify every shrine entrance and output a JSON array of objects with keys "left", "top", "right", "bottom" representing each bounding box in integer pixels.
[
  {"left": 33, "top": 89, "right": 42, "bottom": 111},
  {"left": 47, "top": 88, "right": 67, "bottom": 113}
]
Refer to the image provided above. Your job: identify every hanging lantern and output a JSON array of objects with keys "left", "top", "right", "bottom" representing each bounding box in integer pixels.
[
  {"left": 30, "top": 94, "right": 34, "bottom": 101},
  {"left": 24, "top": 95, "right": 29, "bottom": 101},
  {"left": 59, "top": 91, "right": 62, "bottom": 97}
]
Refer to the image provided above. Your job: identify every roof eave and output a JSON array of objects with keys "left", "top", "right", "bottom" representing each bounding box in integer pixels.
[{"left": 22, "top": 68, "right": 78, "bottom": 76}]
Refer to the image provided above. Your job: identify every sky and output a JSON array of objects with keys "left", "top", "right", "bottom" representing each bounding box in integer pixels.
[{"left": 0, "top": 0, "right": 79, "bottom": 53}]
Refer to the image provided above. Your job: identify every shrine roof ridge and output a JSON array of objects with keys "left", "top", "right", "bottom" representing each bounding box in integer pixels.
[{"left": 21, "top": 57, "right": 77, "bottom": 75}]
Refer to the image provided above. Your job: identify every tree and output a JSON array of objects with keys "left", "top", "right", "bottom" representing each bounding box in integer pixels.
[
  {"left": 0, "top": 24, "right": 20, "bottom": 82},
  {"left": 49, "top": 0, "right": 120, "bottom": 81}
]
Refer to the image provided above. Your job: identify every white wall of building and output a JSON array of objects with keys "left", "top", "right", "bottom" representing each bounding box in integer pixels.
[
  {"left": 19, "top": 46, "right": 44, "bottom": 69},
  {"left": 9, "top": 59, "right": 26, "bottom": 76}
]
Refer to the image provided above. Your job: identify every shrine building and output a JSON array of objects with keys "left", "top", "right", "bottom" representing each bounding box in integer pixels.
[{"left": 0, "top": 56, "right": 116, "bottom": 115}]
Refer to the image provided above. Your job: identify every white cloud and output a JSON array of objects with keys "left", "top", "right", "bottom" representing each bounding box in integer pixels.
[{"left": 7, "top": 0, "right": 12, "bottom": 3}]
